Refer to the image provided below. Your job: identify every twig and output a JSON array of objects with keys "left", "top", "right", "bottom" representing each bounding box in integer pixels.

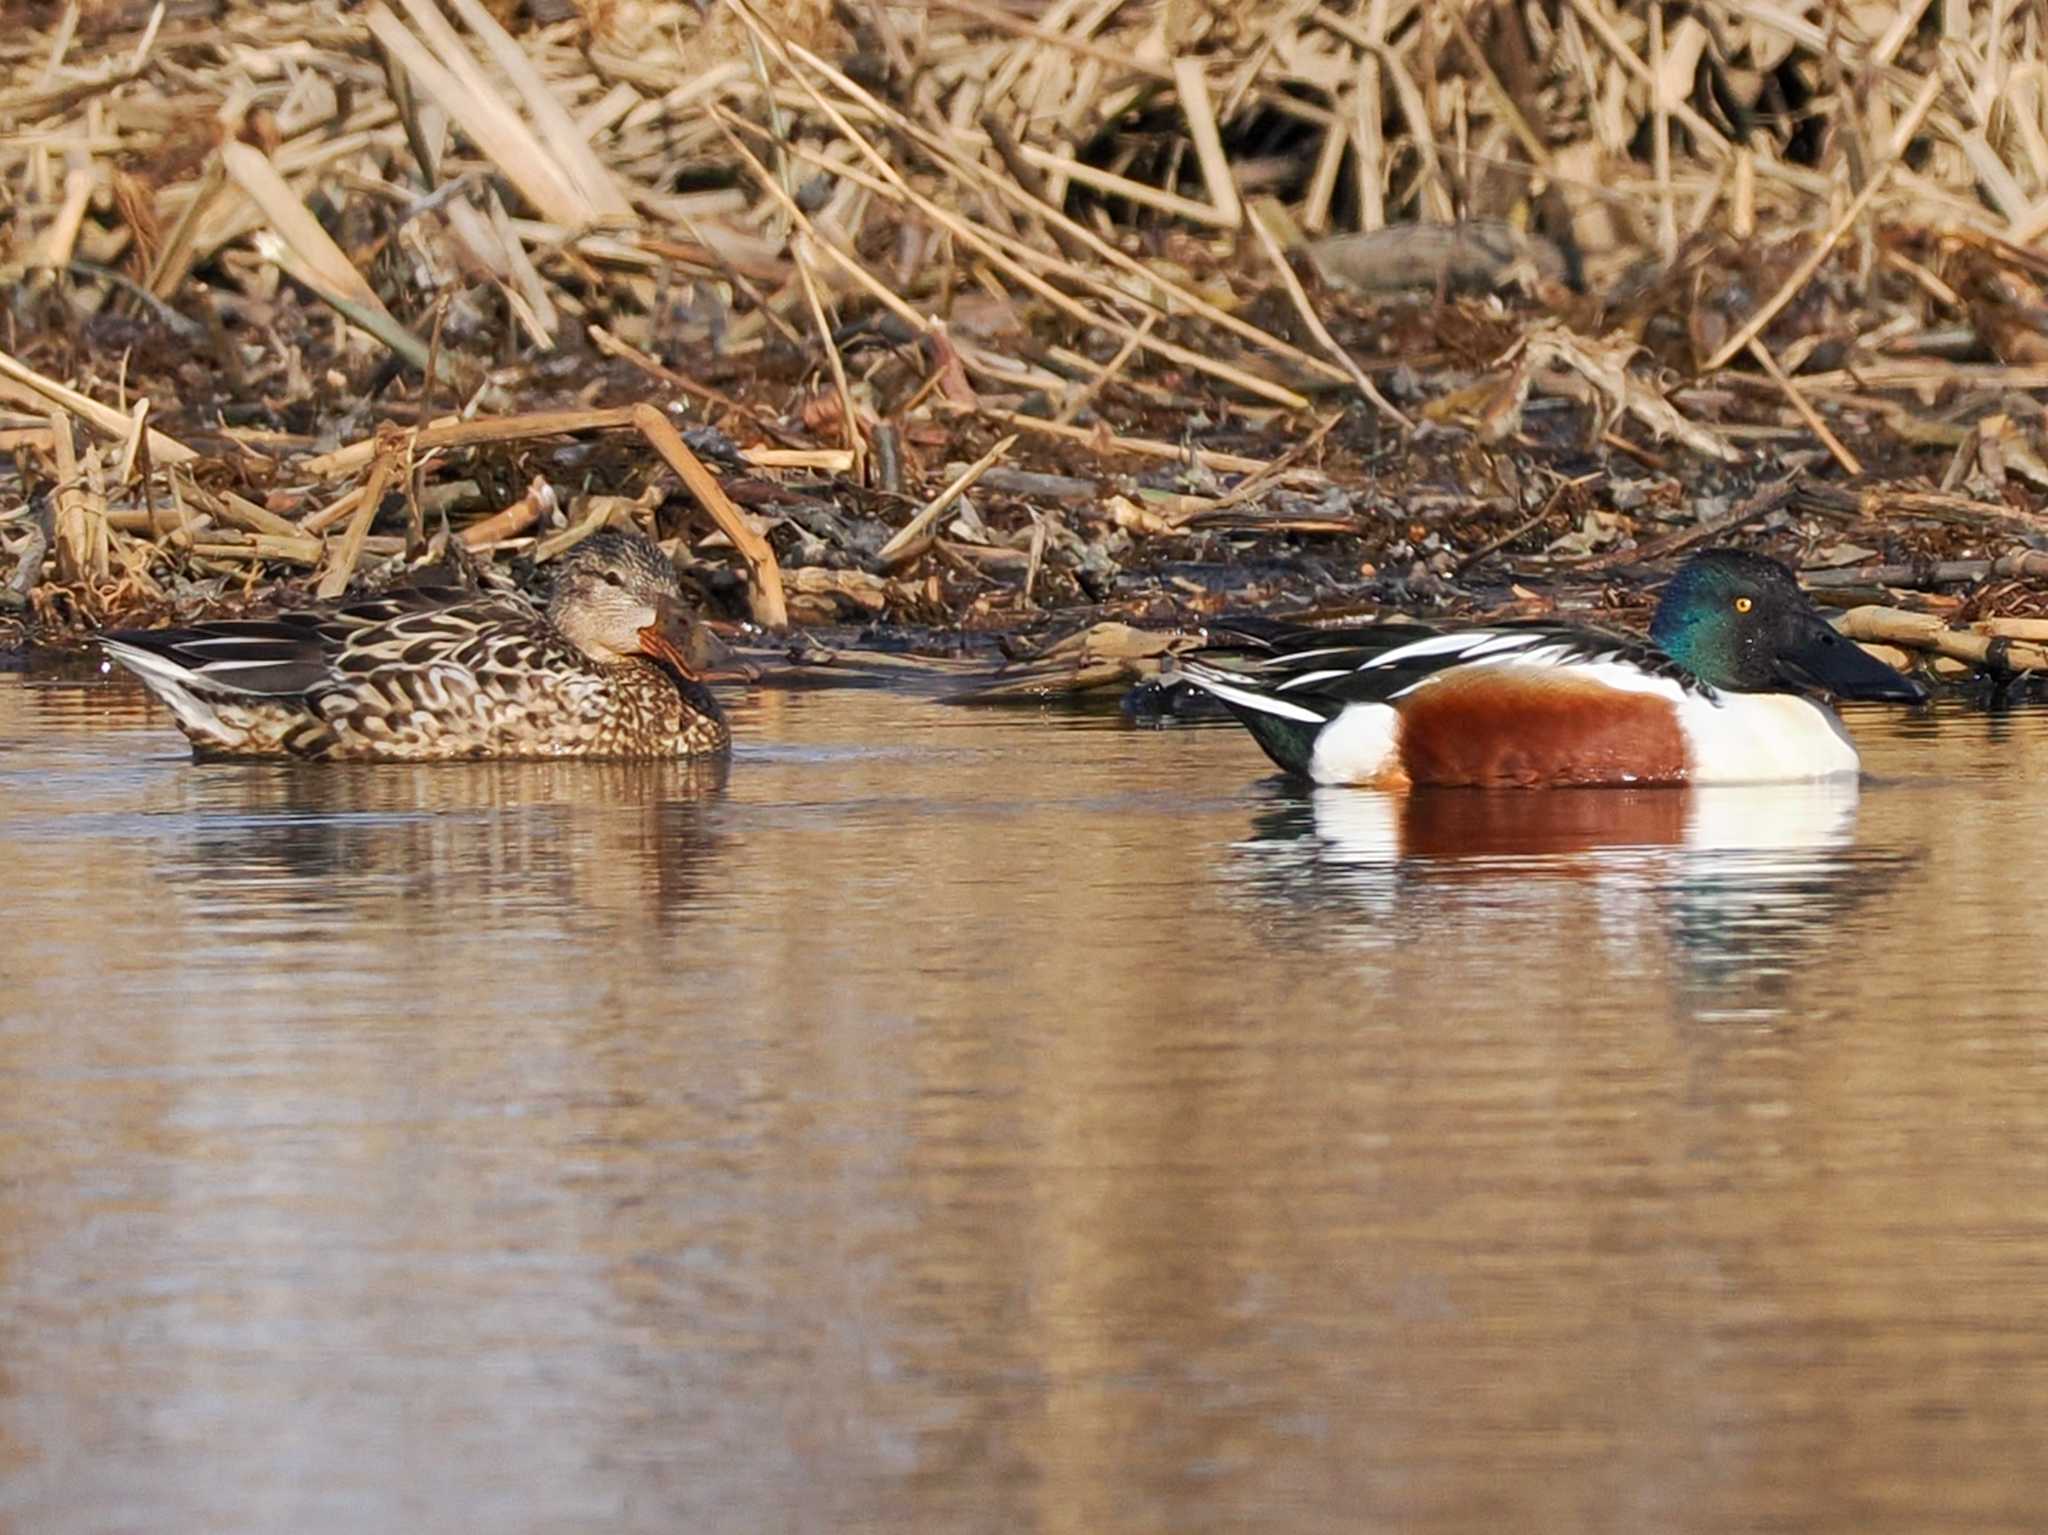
[
  {"left": 1746, "top": 337, "right": 1863, "bottom": 475},
  {"left": 970, "top": 408, "right": 1292, "bottom": 476},
  {"left": 1802, "top": 559, "right": 1991, "bottom": 590},
  {"left": 878, "top": 435, "right": 1018, "bottom": 567},
  {"left": 1455, "top": 473, "right": 1598, "bottom": 573},
  {"left": 1052, "top": 314, "right": 1156, "bottom": 426},
  {"left": 316, "top": 439, "right": 403, "bottom": 599},
  {"left": 587, "top": 325, "right": 752, "bottom": 414},
  {"left": 0, "top": 347, "right": 195, "bottom": 464},
  {"left": 1245, "top": 212, "right": 1414, "bottom": 430},
  {"left": 630, "top": 403, "right": 788, "bottom": 630},
  {"left": 1837, "top": 606, "right": 2048, "bottom": 672},
  {"left": 792, "top": 233, "right": 864, "bottom": 477},
  {"left": 1702, "top": 69, "right": 1944, "bottom": 371},
  {"left": 459, "top": 478, "right": 555, "bottom": 548},
  {"left": 1573, "top": 476, "right": 1801, "bottom": 573}
]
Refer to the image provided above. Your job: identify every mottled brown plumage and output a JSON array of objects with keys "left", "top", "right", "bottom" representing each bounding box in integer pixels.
[{"left": 102, "top": 530, "right": 731, "bottom": 761}]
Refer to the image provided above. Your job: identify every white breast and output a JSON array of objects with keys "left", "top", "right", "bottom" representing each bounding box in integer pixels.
[
  {"left": 1675, "top": 691, "right": 1861, "bottom": 784},
  {"left": 1308, "top": 702, "right": 1402, "bottom": 785}
]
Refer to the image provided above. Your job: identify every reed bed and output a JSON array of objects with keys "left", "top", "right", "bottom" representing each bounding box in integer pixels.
[{"left": 6, "top": 0, "right": 2048, "bottom": 683}]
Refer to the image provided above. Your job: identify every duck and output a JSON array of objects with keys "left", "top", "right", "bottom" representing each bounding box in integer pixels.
[
  {"left": 100, "top": 529, "right": 732, "bottom": 761},
  {"left": 1172, "top": 548, "right": 1926, "bottom": 788}
]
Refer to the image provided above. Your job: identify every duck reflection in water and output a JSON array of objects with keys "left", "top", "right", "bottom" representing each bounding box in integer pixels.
[
  {"left": 1230, "top": 778, "right": 1913, "bottom": 1005},
  {"left": 157, "top": 756, "right": 731, "bottom": 934}
]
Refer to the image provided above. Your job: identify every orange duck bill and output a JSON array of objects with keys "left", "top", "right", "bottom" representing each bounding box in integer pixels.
[{"left": 636, "top": 598, "right": 730, "bottom": 679}]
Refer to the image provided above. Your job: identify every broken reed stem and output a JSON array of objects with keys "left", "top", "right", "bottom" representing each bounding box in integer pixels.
[
  {"left": 459, "top": 478, "right": 554, "bottom": 548},
  {"left": 726, "top": 18, "right": 1332, "bottom": 404},
  {"left": 37, "top": 161, "right": 93, "bottom": 272},
  {"left": 305, "top": 406, "right": 639, "bottom": 477},
  {"left": 45, "top": 406, "right": 89, "bottom": 583},
  {"left": 1746, "top": 337, "right": 1862, "bottom": 475},
  {"left": 1650, "top": 5, "right": 1676, "bottom": 262},
  {"left": 1703, "top": 68, "right": 1945, "bottom": 371},
  {"left": 1246, "top": 212, "right": 1414, "bottom": 430},
  {"left": 1023, "top": 512, "right": 1048, "bottom": 605},
  {"left": 1170, "top": 57, "right": 1242, "bottom": 227},
  {"left": 113, "top": 398, "right": 151, "bottom": 484},
  {"left": 877, "top": 434, "right": 1018, "bottom": 566},
  {"left": 1053, "top": 314, "right": 1157, "bottom": 426},
  {"left": 301, "top": 484, "right": 367, "bottom": 534},
  {"left": 630, "top": 403, "right": 788, "bottom": 630},
  {"left": 316, "top": 439, "right": 402, "bottom": 598},
  {"left": 970, "top": 407, "right": 1285, "bottom": 476},
  {"left": 1838, "top": 605, "right": 2048, "bottom": 672},
  {"left": 793, "top": 232, "right": 866, "bottom": 476},
  {"left": 0, "top": 347, "right": 196, "bottom": 464}
]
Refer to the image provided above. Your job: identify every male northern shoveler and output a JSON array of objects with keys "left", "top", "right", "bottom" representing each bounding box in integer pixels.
[
  {"left": 1173, "top": 549, "right": 1925, "bottom": 788},
  {"left": 101, "top": 529, "right": 732, "bottom": 761}
]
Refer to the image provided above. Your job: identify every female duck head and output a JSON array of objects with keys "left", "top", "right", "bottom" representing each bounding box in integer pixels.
[
  {"left": 548, "top": 530, "right": 723, "bottom": 675},
  {"left": 1651, "top": 549, "right": 1925, "bottom": 701}
]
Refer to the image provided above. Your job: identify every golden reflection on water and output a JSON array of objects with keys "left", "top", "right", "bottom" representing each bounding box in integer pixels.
[{"left": 3, "top": 675, "right": 2048, "bottom": 1532}]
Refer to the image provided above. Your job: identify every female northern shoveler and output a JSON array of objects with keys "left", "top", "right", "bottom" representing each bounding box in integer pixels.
[
  {"left": 1174, "top": 549, "right": 1925, "bottom": 788},
  {"left": 101, "top": 529, "right": 732, "bottom": 761}
]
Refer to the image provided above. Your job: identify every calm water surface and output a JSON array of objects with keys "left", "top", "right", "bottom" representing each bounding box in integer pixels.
[{"left": 3, "top": 667, "right": 2047, "bottom": 1532}]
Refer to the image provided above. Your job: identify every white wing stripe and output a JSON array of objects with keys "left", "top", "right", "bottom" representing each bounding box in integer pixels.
[
  {"left": 1363, "top": 631, "right": 1513, "bottom": 667},
  {"left": 1386, "top": 656, "right": 1690, "bottom": 702},
  {"left": 1179, "top": 668, "right": 1328, "bottom": 723},
  {"left": 1274, "top": 668, "right": 1352, "bottom": 691},
  {"left": 1458, "top": 632, "right": 1548, "bottom": 658}
]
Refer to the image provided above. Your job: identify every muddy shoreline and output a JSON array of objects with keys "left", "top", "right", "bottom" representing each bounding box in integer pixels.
[{"left": 9, "top": 4, "right": 2048, "bottom": 697}]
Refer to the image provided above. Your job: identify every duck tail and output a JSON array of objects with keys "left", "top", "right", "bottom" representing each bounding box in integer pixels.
[
  {"left": 1173, "top": 656, "right": 1328, "bottom": 777},
  {"left": 101, "top": 636, "right": 243, "bottom": 750}
]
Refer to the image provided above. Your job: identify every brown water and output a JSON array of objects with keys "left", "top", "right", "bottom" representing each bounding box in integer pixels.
[{"left": 3, "top": 667, "right": 2047, "bottom": 1532}]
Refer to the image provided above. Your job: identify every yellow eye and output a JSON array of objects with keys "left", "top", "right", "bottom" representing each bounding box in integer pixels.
[{"left": 1734, "top": 596, "right": 1754, "bottom": 614}]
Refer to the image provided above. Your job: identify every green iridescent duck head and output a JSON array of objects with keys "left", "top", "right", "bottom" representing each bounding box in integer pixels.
[{"left": 1650, "top": 549, "right": 1924, "bottom": 701}]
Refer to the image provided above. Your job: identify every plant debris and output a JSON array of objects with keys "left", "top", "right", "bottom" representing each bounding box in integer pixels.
[{"left": 7, "top": 1, "right": 2048, "bottom": 698}]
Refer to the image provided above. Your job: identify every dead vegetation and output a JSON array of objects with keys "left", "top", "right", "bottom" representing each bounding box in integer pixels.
[{"left": 8, "top": 0, "right": 2048, "bottom": 689}]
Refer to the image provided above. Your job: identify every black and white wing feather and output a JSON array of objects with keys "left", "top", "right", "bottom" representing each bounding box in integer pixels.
[
  {"left": 1172, "top": 616, "right": 1701, "bottom": 777},
  {"left": 100, "top": 590, "right": 554, "bottom": 755},
  {"left": 1184, "top": 616, "right": 1699, "bottom": 713},
  {"left": 102, "top": 589, "right": 547, "bottom": 700}
]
